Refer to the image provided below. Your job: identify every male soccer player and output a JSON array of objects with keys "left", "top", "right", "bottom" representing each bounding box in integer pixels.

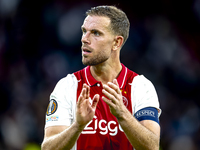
[{"left": 41, "top": 5, "right": 161, "bottom": 150}]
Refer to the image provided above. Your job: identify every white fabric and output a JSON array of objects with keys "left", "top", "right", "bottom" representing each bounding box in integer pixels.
[
  {"left": 131, "top": 75, "right": 161, "bottom": 116},
  {"left": 45, "top": 74, "right": 77, "bottom": 128},
  {"left": 45, "top": 74, "right": 161, "bottom": 129}
]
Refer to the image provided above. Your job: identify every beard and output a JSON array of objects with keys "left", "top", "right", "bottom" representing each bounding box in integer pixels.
[{"left": 82, "top": 51, "right": 109, "bottom": 66}]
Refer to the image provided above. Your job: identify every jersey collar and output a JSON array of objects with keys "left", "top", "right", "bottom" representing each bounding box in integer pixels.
[{"left": 84, "top": 63, "right": 128, "bottom": 89}]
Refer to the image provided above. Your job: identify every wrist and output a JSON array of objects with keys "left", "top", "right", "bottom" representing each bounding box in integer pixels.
[
  {"left": 116, "top": 108, "right": 131, "bottom": 121},
  {"left": 73, "top": 121, "right": 86, "bottom": 132}
]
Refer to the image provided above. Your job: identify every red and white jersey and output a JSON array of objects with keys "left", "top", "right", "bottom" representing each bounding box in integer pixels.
[{"left": 45, "top": 64, "right": 161, "bottom": 150}]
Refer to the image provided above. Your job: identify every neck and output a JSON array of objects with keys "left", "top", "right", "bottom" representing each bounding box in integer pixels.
[{"left": 90, "top": 61, "right": 122, "bottom": 84}]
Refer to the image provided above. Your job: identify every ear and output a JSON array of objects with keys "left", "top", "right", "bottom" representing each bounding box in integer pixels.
[{"left": 112, "top": 36, "right": 124, "bottom": 51}]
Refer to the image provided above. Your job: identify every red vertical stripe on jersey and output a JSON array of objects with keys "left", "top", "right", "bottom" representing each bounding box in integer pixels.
[{"left": 74, "top": 64, "right": 138, "bottom": 150}]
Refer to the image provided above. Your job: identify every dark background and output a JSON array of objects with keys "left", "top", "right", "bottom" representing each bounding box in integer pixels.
[{"left": 0, "top": 0, "right": 200, "bottom": 149}]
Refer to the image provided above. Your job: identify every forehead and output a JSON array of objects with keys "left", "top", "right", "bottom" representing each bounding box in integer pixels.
[{"left": 82, "top": 15, "right": 111, "bottom": 31}]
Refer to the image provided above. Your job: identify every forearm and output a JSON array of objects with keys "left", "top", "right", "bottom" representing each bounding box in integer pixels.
[
  {"left": 118, "top": 110, "right": 159, "bottom": 150},
  {"left": 41, "top": 122, "right": 85, "bottom": 150}
]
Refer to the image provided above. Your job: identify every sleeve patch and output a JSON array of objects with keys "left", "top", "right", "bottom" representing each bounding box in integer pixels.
[
  {"left": 135, "top": 107, "right": 159, "bottom": 124},
  {"left": 46, "top": 116, "right": 59, "bottom": 122},
  {"left": 46, "top": 99, "right": 58, "bottom": 116}
]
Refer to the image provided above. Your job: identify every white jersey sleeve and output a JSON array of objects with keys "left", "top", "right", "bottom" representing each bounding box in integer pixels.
[
  {"left": 131, "top": 75, "right": 161, "bottom": 117},
  {"left": 45, "top": 74, "right": 78, "bottom": 128}
]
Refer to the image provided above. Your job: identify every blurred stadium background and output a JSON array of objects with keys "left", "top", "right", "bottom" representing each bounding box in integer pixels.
[{"left": 0, "top": 0, "right": 200, "bottom": 149}]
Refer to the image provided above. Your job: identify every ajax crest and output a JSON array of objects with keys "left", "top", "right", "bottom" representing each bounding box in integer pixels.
[{"left": 122, "top": 96, "right": 128, "bottom": 107}]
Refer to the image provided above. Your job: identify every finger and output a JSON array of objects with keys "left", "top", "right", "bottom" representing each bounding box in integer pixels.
[
  {"left": 103, "top": 84, "right": 119, "bottom": 100},
  {"left": 102, "top": 96, "right": 115, "bottom": 108},
  {"left": 108, "top": 80, "right": 121, "bottom": 94},
  {"left": 83, "top": 83, "right": 91, "bottom": 98},
  {"left": 81, "top": 84, "right": 86, "bottom": 98},
  {"left": 78, "top": 84, "right": 87, "bottom": 105},
  {"left": 91, "top": 94, "right": 99, "bottom": 109},
  {"left": 85, "top": 84, "right": 90, "bottom": 99},
  {"left": 102, "top": 88, "right": 117, "bottom": 104},
  {"left": 113, "top": 79, "right": 121, "bottom": 93},
  {"left": 77, "top": 94, "right": 84, "bottom": 108},
  {"left": 82, "top": 83, "right": 90, "bottom": 99},
  {"left": 113, "top": 79, "right": 119, "bottom": 86}
]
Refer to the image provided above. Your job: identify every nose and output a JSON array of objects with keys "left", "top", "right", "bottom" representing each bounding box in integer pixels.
[{"left": 81, "top": 32, "right": 90, "bottom": 44}]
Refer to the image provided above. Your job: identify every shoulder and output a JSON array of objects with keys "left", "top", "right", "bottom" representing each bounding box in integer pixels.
[
  {"left": 131, "top": 75, "right": 161, "bottom": 115},
  {"left": 131, "top": 75, "right": 158, "bottom": 99},
  {"left": 120, "top": 65, "right": 138, "bottom": 88},
  {"left": 58, "top": 66, "right": 87, "bottom": 85},
  {"left": 132, "top": 75, "right": 155, "bottom": 89},
  {"left": 73, "top": 67, "right": 85, "bottom": 80},
  {"left": 51, "top": 67, "right": 86, "bottom": 95},
  {"left": 122, "top": 65, "right": 153, "bottom": 88},
  {"left": 50, "top": 72, "right": 81, "bottom": 99},
  {"left": 54, "top": 74, "right": 78, "bottom": 90}
]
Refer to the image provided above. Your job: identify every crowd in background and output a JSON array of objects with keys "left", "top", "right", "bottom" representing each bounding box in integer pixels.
[{"left": 0, "top": 0, "right": 200, "bottom": 150}]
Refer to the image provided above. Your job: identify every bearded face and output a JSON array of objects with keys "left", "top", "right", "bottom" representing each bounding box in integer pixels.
[{"left": 81, "top": 15, "right": 116, "bottom": 66}]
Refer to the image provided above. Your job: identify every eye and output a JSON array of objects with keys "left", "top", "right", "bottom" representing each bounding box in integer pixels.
[
  {"left": 82, "top": 28, "right": 86, "bottom": 34},
  {"left": 94, "top": 31, "right": 100, "bottom": 36},
  {"left": 92, "top": 30, "right": 100, "bottom": 36}
]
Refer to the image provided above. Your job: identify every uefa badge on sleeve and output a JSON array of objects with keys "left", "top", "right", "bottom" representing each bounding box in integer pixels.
[{"left": 46, "top": 99, "right": 58, "bottom": 116}]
